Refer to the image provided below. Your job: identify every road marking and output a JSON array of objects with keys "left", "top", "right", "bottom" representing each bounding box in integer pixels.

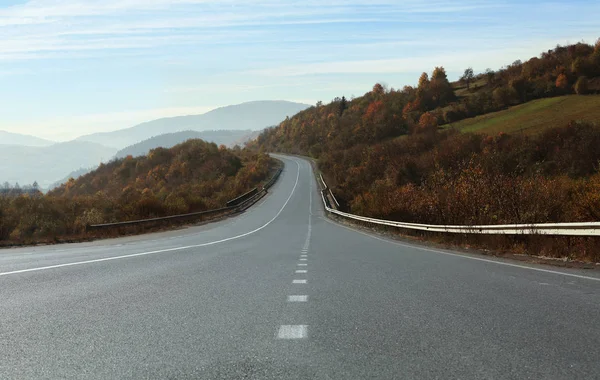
[
  {"left": 287, "top": 295, "right": 308, "bottom": 302},
  {"left": 295, "top": 269, "right": 307, "bottom": 273},
  {"left": 277, "top": 325, "right": 307, "bottom": 339},
  {"left": 293, "top": 279, "right": 307, "bottom": 284},
  {"left": 298, "top": 263, "right": 307, "bottom": 266},
  {"left": 322, "top": 216, "right": 600, "bottom": 282},
  {"left": 0, "top": 160, "right": 302, "bottom": 278},
  {"left": 299, "top": 258, "right": 307, "bottom": 261}
]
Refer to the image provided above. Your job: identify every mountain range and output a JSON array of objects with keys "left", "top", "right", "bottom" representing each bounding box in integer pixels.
[
  {"left": 76, "top": 100, "right": 310, "bottom": 149},
  {"left": 0, "top": 130, "right": 55, "bottom": 147},
  {"left": 1, "top": 100, "right": 310, "bottom": 189},
  {"left": 114, "top": 130, "right": 257, "bottom": 159},
  {"left": 0, "top": 141, "right": 117, "bottom": 189}
]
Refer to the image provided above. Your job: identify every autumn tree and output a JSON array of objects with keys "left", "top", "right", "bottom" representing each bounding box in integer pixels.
[
  {"left": 492, "top": 86, "right": 517, "bottom": 108},
  {"left": 430, "top": 66, "right": 455, "bottom": 107},
  {"left": 416, "top": 72, "right": 428, "bottom": 88},
  {"left": 461, "top": 67, "right": 475, "bottom": 89},
  {"left": 574, "top": 76, "right": 589, "bottom": 95},
  {"left": 509, "top": 77, "right": 528, "bottom": 102},
  {"left": 484, "top": 68, "right": 495, "bottom": 85},
  {"left": 416, "top": 72, "right": 433, "bottom": 110},
  {"left": 555, "top": 73, "right": 569, "bottom": 91},
  {"left": 339, "top": 96, "right": 347, "bottom": 116},
  {"left": 372, "top": 83, "right": 385, "bottom": 96},
  {"left": 416, "top": 112, "right": 438, "bottom": 134}
]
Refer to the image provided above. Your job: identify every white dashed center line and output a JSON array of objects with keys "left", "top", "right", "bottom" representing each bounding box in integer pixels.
[
  {"left": 293, "top": 279, "right": 307, "bottom": 284},
  {"left": 277, "top": 325, "right": 307, "bottom": 339},
  {"left": 299, "top": 258, "right": 307, "bottom": 261},
  {"left": 287, "top": 295, "right": 308, "bottom": 302},
  {"left": 295, "top": 270, "right": 307, "bottom": 273},
  {"left": 297, "top": 263, "right": 307, "bottom": 266}
]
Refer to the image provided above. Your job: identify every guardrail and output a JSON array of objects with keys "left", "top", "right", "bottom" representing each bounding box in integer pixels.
[
  {"left": 226, "top": 187, "right": 258, "bottom": 207},
  {"left": 320, "top": 173, "right": 339, "bottom": 208},
  {"left": 87, "top": 164, "right": 283, "bottom": 231},
  {"left": 318, "top": 173, "right": 600, "bottom": 236},
  {"left": 264, "top": 167, "right": 283, "bottom": 190}
]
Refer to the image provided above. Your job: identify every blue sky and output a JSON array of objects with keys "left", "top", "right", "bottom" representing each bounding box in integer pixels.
[{"left": 0, "top": 0, "right": 598, "bottom": 141}]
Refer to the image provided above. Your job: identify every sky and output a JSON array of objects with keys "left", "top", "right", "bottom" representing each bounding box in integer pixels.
[{"left": 0, "top": 0, "right": 598, "bottom": 141}]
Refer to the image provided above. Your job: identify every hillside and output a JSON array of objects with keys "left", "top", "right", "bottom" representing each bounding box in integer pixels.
[
  {"left": 0, "top": 130, "right": 54, "bottom": 147},
  {"left": 447, "top": 95, "right": 600, "bottom": 135},
  {"left": 1, "top": 140, "right": 273, "bottom": 244},
  {"left": 114, "top": 130, "right": 255, "bottom": 159},
  {"left": 0, "top": 141, "right": 116, "bottom": 188},
  {"left": 76, "top": 100, "right": 310, "bottom": 149},
  {"left": 256, "top": 40, "right": 600, "bottom": 261}
]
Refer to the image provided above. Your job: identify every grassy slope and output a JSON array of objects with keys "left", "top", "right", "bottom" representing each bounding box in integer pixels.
[{"left": 446, "top": 95, "right": 600, "bottom": 135}]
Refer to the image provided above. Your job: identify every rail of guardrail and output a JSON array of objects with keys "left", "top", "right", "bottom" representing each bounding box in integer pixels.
[
  {"left": 226, "top": 187, "right": 258, "bottom": 207},
  {"left": 87, "top": 165, "right": 283, "bottom": 231},
  {"left": 318, "top": 174, "right": 600, "bottom": 236}
]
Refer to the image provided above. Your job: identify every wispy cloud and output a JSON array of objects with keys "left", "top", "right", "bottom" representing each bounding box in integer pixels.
[{"left": 0, "top": 0, "right": 598, "bottom": 140}]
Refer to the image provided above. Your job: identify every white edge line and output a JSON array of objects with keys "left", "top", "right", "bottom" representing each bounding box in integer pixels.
[
  {"left": 0, "top": 160, "right": 302, "bottom": 277},
  {"left": 321, "top": 216, "right": 600, "bottom": 282}
]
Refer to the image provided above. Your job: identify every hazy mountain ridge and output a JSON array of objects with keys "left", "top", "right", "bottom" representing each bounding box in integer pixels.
[
  {"left": 76, "top": 100, "right": 310, "bottom": 149},
  {"left": 114, "top": 130, "right": 256, "bottom": 159},
  {"left": 47, "top": 166, "right": 96, "bottom": 191},
  {"left": 0, "top": 130, "right": 55, "bottom": 147},
  {"left": 0, "top": 141, "right": 116, "bottom": 188}
]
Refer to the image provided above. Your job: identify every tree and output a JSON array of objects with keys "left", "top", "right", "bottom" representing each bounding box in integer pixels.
[
  {"left": 492, "top": 86, "right": 517, "bottom": 108},
  {"left": 555, "top": 73, "right": 569, "bottom": 91},
  {"left": 574, "top": 76, "right": 589, "bottom": 95},
  {"left": 430, "top": 66, "right": 455, "bottom": 106},
  {"left": 484, "top": 68, "right": 495, "bottom": 85},
  {"left": 461, "top": 67, "right": 475, "bottom": 89},
  {"left": 339, "top": 96, "right": 347, "bottom": 116},
  {"left": 509, "top": 77, "right": 528, "bottom": 102},
  {"left": 417, "top": 72, "right": 430, "bottom": 89},
  {"left": 416, "top": 112, "right": 438, "bottom": 134},
  {"left": 372, "top": 83, "right": 385, "bottom": 95}
]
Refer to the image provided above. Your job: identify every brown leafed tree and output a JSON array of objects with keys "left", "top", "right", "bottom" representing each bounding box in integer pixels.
[
  {"left": 555, "top": 73, "right": 569, "bottom": 90},
  {"left": 574, "top": 76, "right": 589, "bottom": 95}
]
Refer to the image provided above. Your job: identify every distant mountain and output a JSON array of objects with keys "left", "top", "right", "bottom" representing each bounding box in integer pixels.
[
  {"left": 0, "top": 141, "right": 116, "bottom": 188},
  {"left": 76, "top": 100, "right": 310, "bottom": 149},
  {"left": 0, "top": 130, "right": 54, "bottom": 147},
  {"left": 114, "top": 130, "right": 257, "bottom": 159},
  {"left": 232, "top": 129, "right": 263, "bottom": 147}
]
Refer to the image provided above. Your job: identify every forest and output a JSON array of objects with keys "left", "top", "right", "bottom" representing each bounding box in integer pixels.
[
  {"left": 255, "top": 40, "right": 600, "bottom": 261},
  {"left": 0, "top": 140, "right": 274, "bottom": 245}
]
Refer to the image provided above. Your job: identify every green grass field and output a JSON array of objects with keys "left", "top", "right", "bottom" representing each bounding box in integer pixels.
[{"left": 447, "top": 95, "right": 600, "bottom": 135}]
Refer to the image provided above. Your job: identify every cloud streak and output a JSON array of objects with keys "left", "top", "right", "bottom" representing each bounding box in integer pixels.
[{"left": 0, "top": 0, "right": 598, "bottom": 140}]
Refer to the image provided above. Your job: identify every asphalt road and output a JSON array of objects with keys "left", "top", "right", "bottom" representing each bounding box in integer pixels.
[{"left": 1, "top": 155, "right": 599, "bottom": 379}]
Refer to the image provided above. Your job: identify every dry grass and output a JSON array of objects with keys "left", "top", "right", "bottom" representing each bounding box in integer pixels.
[{"left": 447, "top": 95, "right": 600, "bottom": 135}]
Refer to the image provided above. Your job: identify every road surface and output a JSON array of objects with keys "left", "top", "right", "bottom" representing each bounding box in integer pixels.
[{"left": 1, "top": 156, "right": 599, "bottom": 379}]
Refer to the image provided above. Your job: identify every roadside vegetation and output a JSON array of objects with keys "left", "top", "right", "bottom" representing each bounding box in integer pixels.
[
  {"left": 255, "top": 40, "right": 600, "bottom": 262},
  {"left": 0, "top": 140, "right": 274, "bottom": 246}
]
